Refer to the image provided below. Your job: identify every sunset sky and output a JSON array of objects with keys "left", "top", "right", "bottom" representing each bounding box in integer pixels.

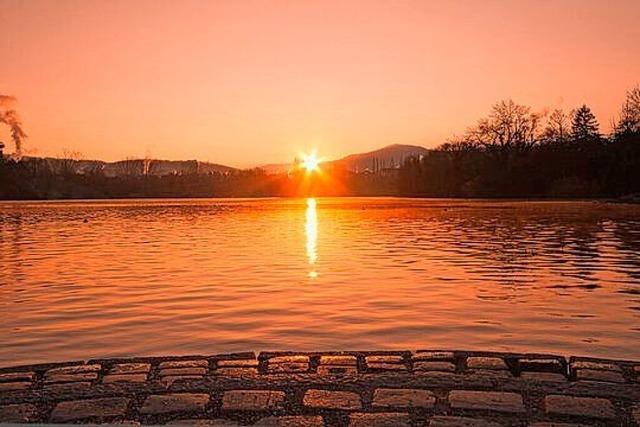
[{"left": 1, "top": 0, "right": 639, "bottom": 167}]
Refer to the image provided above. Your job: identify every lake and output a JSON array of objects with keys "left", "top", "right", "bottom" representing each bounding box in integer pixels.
[{"left": 1, "top": 198, "right": 639, "bottom": 367}]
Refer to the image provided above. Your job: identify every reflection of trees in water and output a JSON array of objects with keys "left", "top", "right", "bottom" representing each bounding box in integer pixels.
[
  {"left": 0, "top": 212, "right": 24, "bottom": 284},
  {"left": 551, "top": 220, "right": 602, "bottom": 283},
  {"left": 2, "top": 201, "right": 639, "bottom": 307},
  {"left": 440, "top": 210, "right": 602, "bottom": 282},
  {"left": 612, "top": 222, "right": 640, "bottom": 316},
  {"left": 612, "top": 221, "right": 640, "bottom": 280},
  {"left": 368, "top": 204, "right": 639, "bottom": 302}
]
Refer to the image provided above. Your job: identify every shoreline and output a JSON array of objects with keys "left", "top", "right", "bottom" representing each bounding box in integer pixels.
[
  {"left": 1, "top": 350, "right": 639, "bottom": 425},
  {"left": 1, "top": 195, "right": 639, "bottom": 203}
]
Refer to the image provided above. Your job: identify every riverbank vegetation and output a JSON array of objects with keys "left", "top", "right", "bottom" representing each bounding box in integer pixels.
[
  {"left": 399, "top": 87, "right": 640, "bottom": 198},
  {"left": 2, "top": 86, "right": 639, "bottom": 200}
]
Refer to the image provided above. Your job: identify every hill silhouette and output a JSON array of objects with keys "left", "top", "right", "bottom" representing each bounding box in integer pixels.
[{"left": 258, "top": 144, "right": 428, "bottom": 174}]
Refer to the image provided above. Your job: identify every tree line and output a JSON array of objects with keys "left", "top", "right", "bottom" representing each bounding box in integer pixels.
[
  {"left": 2, "top": 86, "right": 640, "bottom": 199},
  {"left": 0, "top": 156, "right": 397, "bottom": 199},
  {"left": 398, "top": 86, "right": 640, "bottom": 198}
]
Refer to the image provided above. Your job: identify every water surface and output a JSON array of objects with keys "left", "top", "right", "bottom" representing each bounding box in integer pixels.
[{"left": 1, "top": 198, "right": 639, "bottom": 366}]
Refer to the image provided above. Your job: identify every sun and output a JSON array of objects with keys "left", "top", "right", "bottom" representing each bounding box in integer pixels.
[{"left": 301, "top": 151, "right": 321, "bottom": 172}]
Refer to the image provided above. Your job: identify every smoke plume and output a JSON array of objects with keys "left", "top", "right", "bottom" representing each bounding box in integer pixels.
[{"left": 0, "top": 95, "right": 27, "bottom": 157}]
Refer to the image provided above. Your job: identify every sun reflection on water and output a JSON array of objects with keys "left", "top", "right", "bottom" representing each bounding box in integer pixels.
[{"left": 305, "top": 197, "right": 318, "bottom": 278}]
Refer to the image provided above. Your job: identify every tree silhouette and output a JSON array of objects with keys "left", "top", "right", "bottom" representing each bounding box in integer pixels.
[
  {"left": 614, "top": 85, "right": 640, "bottom": 137},
  {"left": 464, "top": 100, "right": 542, "bottom": 152},
  {"left": 398, "top": 88, "right": 640, "bottom": 199},
  {"left": 3, "top": 88, "right": 640, "bottom": 200},
  {"left": 542, "top": 109, "right": 570, "bottom": 144},
  {"left": 571, "top": 105, "right": 600, "bottom": 140}
]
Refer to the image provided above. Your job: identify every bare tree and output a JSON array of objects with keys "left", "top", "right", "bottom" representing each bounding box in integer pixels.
[
  {"left": 542, "top": 108, "right": 570, "bottom": 144},
  {"left": 614, "top": 85, "right": 640, "bottom": 136},
  {"left": 464, "top": 100, "right": 543, "bottom": 151}
]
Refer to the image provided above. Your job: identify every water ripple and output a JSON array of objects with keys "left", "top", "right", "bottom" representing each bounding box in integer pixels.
[{"left": 1, "top": 198, "right": 640, "bottom": 366}]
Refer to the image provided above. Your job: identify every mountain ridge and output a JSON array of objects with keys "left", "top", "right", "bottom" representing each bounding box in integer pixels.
[
  {"left": 257, "top": 143, "right": 428, "bottom": 174},
  {"left": 15, "top": 143, "right": 429, "bottom": 176}
]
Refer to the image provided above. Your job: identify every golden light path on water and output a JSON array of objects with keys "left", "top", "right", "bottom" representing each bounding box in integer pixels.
[
  {"left": 2, "top": 199, "right": 640, "bottom": 367},
  {"left": 305, "top": 197, "right": 318, "bottom": 278}
]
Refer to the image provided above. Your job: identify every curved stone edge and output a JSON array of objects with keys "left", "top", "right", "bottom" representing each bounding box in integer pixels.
[{"left": 0, "top": 350, "right": 638, "bottom": 426}]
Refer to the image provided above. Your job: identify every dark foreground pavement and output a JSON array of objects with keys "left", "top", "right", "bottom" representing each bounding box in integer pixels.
[{"left": 1, "top": 350, "right": 640, "bottom": 426}]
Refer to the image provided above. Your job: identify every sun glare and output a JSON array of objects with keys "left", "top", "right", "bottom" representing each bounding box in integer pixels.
[{"left": 301, "top": 151, "right": 320, "bottom": 172}]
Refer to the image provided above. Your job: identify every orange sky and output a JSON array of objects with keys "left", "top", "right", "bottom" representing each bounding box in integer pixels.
[{"left": 1, "top": 0, "right": 639, "bottom": 167}]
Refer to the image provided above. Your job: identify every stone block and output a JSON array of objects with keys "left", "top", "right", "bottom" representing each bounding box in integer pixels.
[
  {"left": 158, "top": 360, "right": 208, "bottom": 370},
  {"left": 140, "top": 393, "right": 209, "bottom": 415},
  {"left": 103, "top": 374, "right": 148, "bottom": 383},
  {"left": 110, "top": 363, "right": 151, "bottom": 374},
  {"left": 349, "top": 412, "right": 411, "bottom": 427},
  {"left": 372, "top": 388, "right": 436, "bottom": 408},
  {"left": 0, "top": 381, "right": 30, "bottom": 391},
  {"left": 160, "top": 367, "right": 207, "bottom": 377},
  {"left": 544, "top": 395, "right": 616, "bottom": 419},
  {"left": 215, "top": 367, "right": 258, "bottom": 377},
  {"left": 0, "top": 372, "right": 35, "bottom": 382},
  {"left": 466, "top": 357, "right": 508, "bottom": 371},
  {"left": 268, "top": 355, "right": 309, "bottom": 364},
  {"left": 46, "top": 364, "right": 101, "bottom": 376},
  {"left": 221, "top": 390, "right": 285, "bottom": 411},
  {"left": 569, "top": 360, "right": 621, "bottom": 372},
  {"left": 303, "top": 389, "right": 361, "bottom": 410},
  {"left": 575, "top": 369, "right": 625, "bottom": 383},
  {"left": 44, "top": 372, "right": 98, "bottom": 384},
  {"left": 267, "top": 362, "right": 308, "bottom": 373},
  {"left": 50, "top": 397, "right": 129, "bottom": 422},
  {"left": 448, "top": 390, "right": 524, "bottom": 413},
  {"left": 366, "top": 355, "right": 404, "bottom": 364},
  {"left": 0, "top": 403, "right": 38, "bottom": 423},
  {"left": 414, "top": 361, "right": 456, "bottom": 372},
  {"left": 317, "top": 365, "right": 358, "bottom": 376},
  {"left": 319, "top": 355, "right": 357, "bottom": 366},
  {"left": 412, "top": 351, "right": 455, "bottom": 361},
  {"left": 217, "top": 359, "right": 259, "bottom": 367}
]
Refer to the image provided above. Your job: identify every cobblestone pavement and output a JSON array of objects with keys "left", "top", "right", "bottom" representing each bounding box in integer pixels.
[{"left": 1, "top": 350, "right": 640, "bottom": 426}]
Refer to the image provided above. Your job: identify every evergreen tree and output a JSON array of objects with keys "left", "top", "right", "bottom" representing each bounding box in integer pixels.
[{"left": 571, "top": 105, "right": 600, "bottom": 140}]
